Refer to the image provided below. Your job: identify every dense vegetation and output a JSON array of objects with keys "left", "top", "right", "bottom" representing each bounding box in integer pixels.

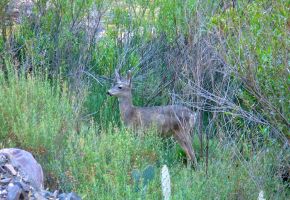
[{"left": 0, "top": 0, "right": 289, "bottom": 199}]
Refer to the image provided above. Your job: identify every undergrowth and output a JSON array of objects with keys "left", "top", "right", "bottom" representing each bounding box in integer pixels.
[{"left": 0, "top": 68, "right": 288, "bottom": 199}]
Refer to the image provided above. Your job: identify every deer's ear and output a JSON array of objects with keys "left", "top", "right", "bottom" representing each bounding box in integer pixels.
[
  {"left": 127, "top": 70, "right": 132, "bottom": 85},
  {"left": 115, "top": 69, "right": 121, "bottom": 82}
]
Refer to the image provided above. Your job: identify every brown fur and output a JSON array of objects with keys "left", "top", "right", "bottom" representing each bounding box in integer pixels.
[{"left": 108, "top": 71, "right": 198, "bottom": 167}]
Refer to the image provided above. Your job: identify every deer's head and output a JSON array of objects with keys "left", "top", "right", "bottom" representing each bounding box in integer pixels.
[{"left": 107, "top": 70, "right": 132, "bottom": 98}]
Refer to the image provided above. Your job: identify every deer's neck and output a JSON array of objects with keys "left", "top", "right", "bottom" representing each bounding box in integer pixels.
[{"left": 118, "top": 95, "right": 135, "bottom": 125}]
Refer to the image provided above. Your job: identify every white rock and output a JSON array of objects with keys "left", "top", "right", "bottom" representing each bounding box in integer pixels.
[
  {"left": 161, "top": 165, "right": 171, "bottom": 200},
  {"left": 258, "top": 190, "right": 266, "bottom": 200}
]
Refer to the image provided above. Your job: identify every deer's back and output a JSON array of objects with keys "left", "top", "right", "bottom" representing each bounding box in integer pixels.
[{"left": 128, "top": 105, "right": 195, "bottom": 135}]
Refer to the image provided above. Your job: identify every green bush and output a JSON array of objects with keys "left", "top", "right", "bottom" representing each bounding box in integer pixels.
[
  {"left": 0, "top": 67, "right": 287, "bottom": 199},
  {"left": 210, "top": 0, "right": 289, "bottom": 137},
  {"left": 0, "top": 64, "right": 73, "bottom": 151},
  {"left": 0, "top": 0, "right": 289, "bottom": 199}
]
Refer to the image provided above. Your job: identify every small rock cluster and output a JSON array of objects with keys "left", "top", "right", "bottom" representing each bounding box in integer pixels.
[{"left": 0, "top": 148, "right": 81, "bottom": 200}]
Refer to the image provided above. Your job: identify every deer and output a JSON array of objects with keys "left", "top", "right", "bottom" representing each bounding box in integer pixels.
[{"left": 107, "top": 70, "right": 198, "bottom": 167}]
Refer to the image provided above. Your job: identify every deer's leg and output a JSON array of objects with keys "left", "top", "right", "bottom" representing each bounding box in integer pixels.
[
  {"left": 184, "top": 125, "right": 198, "bottom": 168},
  {"left": 185, "top": 138, "right": 198, "bottom": 168},
  {"left": 174, "top": 131, "right": 198, "bottom": 168}
]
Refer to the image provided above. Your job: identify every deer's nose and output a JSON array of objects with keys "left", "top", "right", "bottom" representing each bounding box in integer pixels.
[{"left": 107, "top": 91, "right": 112, "bottom": 96}]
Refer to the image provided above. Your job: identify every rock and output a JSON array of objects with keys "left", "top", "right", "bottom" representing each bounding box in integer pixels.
[
  {"left": 0, "top": 189, "right": 8, "bottom": 195},
  {"left": 67, "top": 192, "right": 82, "bottom": 200},
  {"left": 0, "top": 148, "right": 82, "bottom": 200},
  {"left": 18, "top": 181, "right": 30, "bottom": 192},
  {"left": 34, "top": 191, "right": 48, "bottom": 200},
  {"left": 7, "top": 183, "right": 24, "bottom": 200},
  {"left": 4, "top": 164, "right": 17, "bottom": 176},
  {"left": 0, "top": 148, "right": 44, "bottom": 190},
  {"left": 0, "top": 177, "right": 12, "bottom": 184},
  {"left": 52, "top": 190, "right": 58, "bottom": 198},
  {"left": 0, "top": 154, "right": 8, "bottom": 164},
  {"left": 39, "top": 190, "right": 52, "bottom": 198},
  {"left": 60, "top": 192, "right": 82, "bottom": 200}
]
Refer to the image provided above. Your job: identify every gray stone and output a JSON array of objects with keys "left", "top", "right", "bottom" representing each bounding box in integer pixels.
[
  {"left": 0, "top": 148, "right": 44, "bottom": 190},
  {"left": 7, "top": 184, "right": 23, "bottom": 200},
  {"left": 0, "top": 148, "right": 82, "bottom": 200},
  {"left": 4, "top": 164, "right": 17, "bottom": 176},
  {"left": 58, "top": 192, "right": 82, "bottom": 200},
  {"left": 0, "top": 177, "right": 12, "bottom": 184}
]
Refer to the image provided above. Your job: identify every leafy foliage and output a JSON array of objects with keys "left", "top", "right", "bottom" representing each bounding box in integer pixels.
[
  {"left": 0, "top": 0, "right": 289, "bottom": 199},
  {"left": 211, "top": 0, "right": 289, "bottom": 136}
]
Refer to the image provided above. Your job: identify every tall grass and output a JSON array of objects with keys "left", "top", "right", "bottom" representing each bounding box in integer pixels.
[
  {"left": 0, "top": 66, "right": 72, "bottom": 151},
  {"left": 0, "top": 0, "right": 288, "bottom": 199},
  {"left": 0, "top": 66, "right": 288, "bottom": 199}
]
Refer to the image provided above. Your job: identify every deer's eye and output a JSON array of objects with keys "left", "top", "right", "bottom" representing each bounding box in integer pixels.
[{"left": 118, "top": 86, "right": 122, "bottom": 89}]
